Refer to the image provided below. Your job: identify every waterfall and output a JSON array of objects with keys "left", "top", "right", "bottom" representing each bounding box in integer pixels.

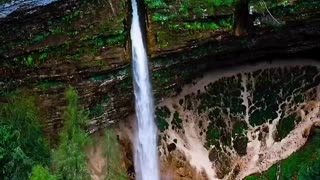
[{"left": 130, "top": 0, "right": 160, "bottom": 180}]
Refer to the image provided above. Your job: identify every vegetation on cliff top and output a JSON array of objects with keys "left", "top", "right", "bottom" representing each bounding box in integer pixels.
[
  {"left": 0, "top": 0, "right": 128, "bottom": 68},
  {"left": 145, "top": 0, "right": 235, "bottom": 11},
  {"left": 1, "top": 0, "right": 316, "bottom": 67}
]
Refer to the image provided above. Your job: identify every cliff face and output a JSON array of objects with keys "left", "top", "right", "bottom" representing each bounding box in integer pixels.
[
  {"left": 1, "top": 0, "right": 131, "bottom": 142},
  {"left": 0, "top": 0, "right": 319, "bottom": 144}
]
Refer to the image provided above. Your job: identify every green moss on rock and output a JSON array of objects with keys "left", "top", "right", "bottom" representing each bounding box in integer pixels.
[
  {"left": 156, "top": 106, "right": 171, "bottom": 132},
  {"left": 89, "top": 95, "right": 111, "bottom": 118},
  {"left": 172, "top": 111, "right": 183, "bottom": 129},
  {"left": 36, "top": 81, "right": 65, "bottom": 90},
  {"left": 1, "top": 0, "right": 129, "bottom": 68}
]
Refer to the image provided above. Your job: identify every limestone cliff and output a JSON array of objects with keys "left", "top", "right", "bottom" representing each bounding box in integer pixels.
[{"left": 0, "top": 0, "right": 319, "bottom": 145}]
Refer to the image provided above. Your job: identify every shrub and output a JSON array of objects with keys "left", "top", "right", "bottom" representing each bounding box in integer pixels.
[
  {"left": 52, "top": 87, "right": 91, "bottom": 180},
  {"left": 29, "top": 165, "right": 57, "bottom": 180},
  {"left": 0, "top": 95, "right": 50, "bottom": 180}
]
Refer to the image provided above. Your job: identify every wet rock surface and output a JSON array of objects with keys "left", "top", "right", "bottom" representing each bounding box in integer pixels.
[
  {"left": 0, "top": 0, "right": 319, "bottom": 146},
  {"left": 155, "top": 62, "right": 320, "bottom": 179}
]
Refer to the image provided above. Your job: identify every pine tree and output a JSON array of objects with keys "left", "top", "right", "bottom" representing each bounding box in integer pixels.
[{"left": 53, "top": 87, "right": 91, "bottom": 180}]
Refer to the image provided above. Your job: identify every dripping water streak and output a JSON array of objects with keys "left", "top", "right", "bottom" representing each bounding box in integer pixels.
[{"left": 130, "top": 0, "right": 160, "bottom": 179}]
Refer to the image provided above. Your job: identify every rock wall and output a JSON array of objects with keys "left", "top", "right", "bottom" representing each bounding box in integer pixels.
[
  {"left": 0, "top": 0, "right": 320, "bottom": 144},
  {"left": 155, "top": 61, "right": 320, "bottom": 179}
]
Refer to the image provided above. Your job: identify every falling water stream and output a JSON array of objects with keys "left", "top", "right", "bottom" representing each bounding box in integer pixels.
[{"left": 130, "top": 0, "right": 160, "bottom": 179}]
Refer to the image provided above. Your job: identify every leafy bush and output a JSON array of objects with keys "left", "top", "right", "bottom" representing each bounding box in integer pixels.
[
  {"left": 181, "top": 0, "right": 236, "bottom": 16},
  {"left": 0, "top": 95, "right": 50, "bottom": 180},
  {"left": 144, "top": 0, "right": 167, "bottom": 9},
  {"left": 29, "top": 165, "right": 57, "bottom": 180},
  {"left": 52, "top": 87, "right": 91, "bottom": 180},
  {"left": 298, "top": 159, "right": 320, "bottom": 180},
  {"left": 0, "top": 88, "right": 129, "bottom": 180}
]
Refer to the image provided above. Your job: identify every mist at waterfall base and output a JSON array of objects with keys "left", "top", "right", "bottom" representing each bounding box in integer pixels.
[{"left": 130, "top": 0, "right": 160, "bottom": 179}]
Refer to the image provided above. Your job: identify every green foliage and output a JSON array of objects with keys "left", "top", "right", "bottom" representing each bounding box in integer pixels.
[
  {"left": 281, "top": 129, "right": 320, "bottom": 179},
  {"left": 26, "top": 55, "right": 34, "bottom": 66},
  {"left": 90, "top": 33, "right": 128, "bottom": 48},
  {"left": 207, "top": 127, "right": 220, "bottom": 140},
  {"left": 250, "top": 0, "right": 287, "bottom": 13},
  {"left": 89, "top": 95, "right": 111, "bottom": 118},
  {"left": 183, "top": 22, "right": 219, "bottom": 30},
  {"left": 276, "top": 114, "right": 297, "bottom": 140},
  {"left": 183, "top": 0, "right": 235, "bottom": 9},
  {"left": 180, "top": 0, "right": 235, "bottom": 17},
  {"left": 152, "top": 13, "right": 169, "bottom": 22},
  {"left": 246, "top": 128, "right": 320, "bottom": 179},
  {"left": 50, "top": 27, "right": 64, "bottom": 35},
  {"left": 211, "top": 0, "right": 235, "bottom": 7},
  {"left": 106, "top": 33, "right": 128, "bottom": 46},
  {"left": 103, "top": 130, "right": 128, "bottom": 180},
  {"left": 31, "top": 32, "right": 50, "bottom": 44},
  {"left": 155, "top": 106, "right": 171, "bottom": 132},
  {"left": 279, "top": 0, "right": 289, "bottom": 7},
  {"left": 173, "top": 111, "right": 183, "bottom": 129},
  {"left": 39, "top": 52, "right": 49, "bottom": 61},
  {"left": 29, "top": 165, "right": 57, "bottom": 180},
  {"left": 0, "top": 95, "right": 50, "bottom": 180},
  {"left": 1, "top": 0, "right": 128, "bottom": 68},
  {"left": 144, "top": 0, "right": 167, "bottom": 9},
  {"left": 36, "top": 81, "right": 64, "bottom": 90},
  {"left": 147, "top": 0, "right": 236, "bottom": 22},
  {"left": 232, "top": 121, "right": 248, "bottom": 136},
  {"left": 174, "top": 18, "right": 233, "bottom": 31},
  {"left": 245, "top": 166, "right": 277, "bottom": 180},
  {"left": 66, "top": 54, "right": 81, "bottom": 61},
  {"left": 52, "top": 87, "right": 91, "bottom": 180},
  {"left": 298, "top": 158, "right": 320, "bottom": 180},
  {"left": 62, "top": 10, "right": 82, "bottom": 25}
]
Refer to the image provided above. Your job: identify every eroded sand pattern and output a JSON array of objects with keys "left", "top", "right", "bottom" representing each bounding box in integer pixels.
[{"left": 156, "top": 60, "right": 320, "bottom": 179}]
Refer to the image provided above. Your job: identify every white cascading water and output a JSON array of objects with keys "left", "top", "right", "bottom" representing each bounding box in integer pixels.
[{"left": 130, "top": 0, "right": 160, "bottom": 179}]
